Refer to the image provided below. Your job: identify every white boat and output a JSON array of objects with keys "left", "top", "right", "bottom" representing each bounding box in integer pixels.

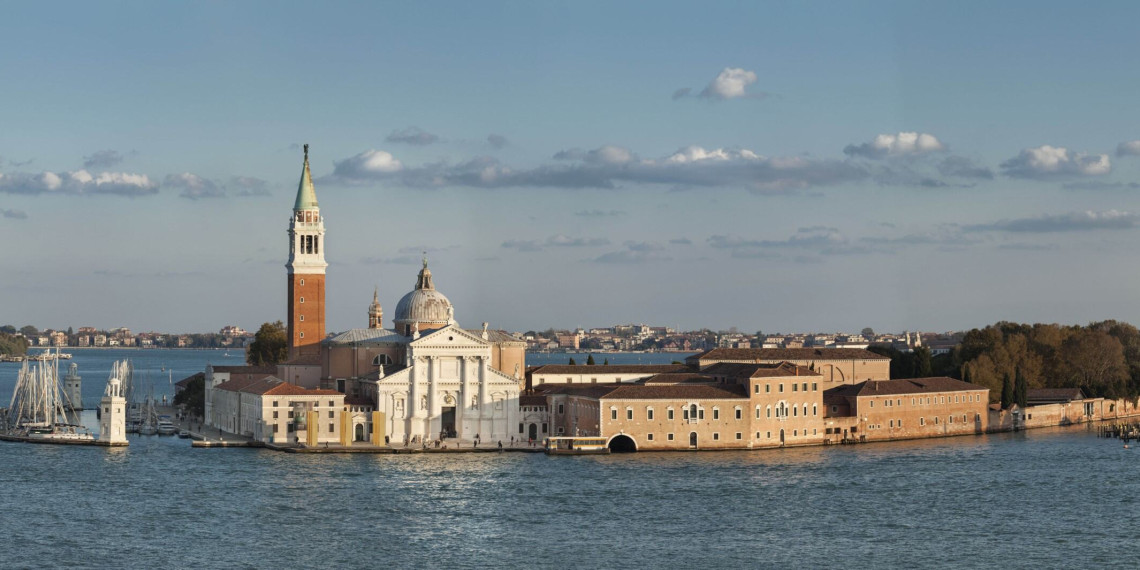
[
  {"left": 157, "top": 416, "right": 177, "bottom": 435},
  {"left": 138, "top": 424, "right": 157, "bottom": 436}
]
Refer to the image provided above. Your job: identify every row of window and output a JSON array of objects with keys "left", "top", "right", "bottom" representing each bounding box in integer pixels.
[
  {"left": 518, "top": 422, "right": 549, "bottom": 433},
  {"left": 765, "top": 403, "right": 817, "bottom": 419},
  {"left": 271, "top": 423, "right": 337, "bottom": 433},
  {"left": 271, "top": 400, "right": 338, "bottom": 408},
  {"left": 756, "top": 382, "right": 818, "bottom": 394},
  {"left": 608, "top": 405, "right": 747, "bottom": 422},
  {"left": 868, "top": 393, "right": 982, "bottom": 408}
]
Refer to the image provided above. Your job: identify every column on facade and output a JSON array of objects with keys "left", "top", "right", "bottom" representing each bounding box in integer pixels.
[
  {"left": 427, "top": 356, "right": 438, "bottom": 438},
  {"left": 478, "top": 357, "right": 490, "bottom": 440},
  {"left": 457, "top": 356, "right": 470, "bottom": 439}
]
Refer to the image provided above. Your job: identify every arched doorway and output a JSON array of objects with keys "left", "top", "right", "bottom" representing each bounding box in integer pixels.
[
  {"left": 608, "top": 434, "right": 637, "bottom": 453},
  {"left": 779, "top": 429, "right": 785, "bottom": 446},
  {"left": 354, "top": 423, "right": 365, "bottom": 442},
  {"left": 689, "top": 432, "right": 697, "bottom": 448},
  {"left": 528, "top": 423, "right": 538, "bottom": 440}
]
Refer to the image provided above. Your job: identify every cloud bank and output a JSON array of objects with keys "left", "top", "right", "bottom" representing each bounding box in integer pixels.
[
  {"left": 1000, "top": 145, "right": 1110, "bottom": 178},
  {"left": 0, "top": 170, "right": 158, "bottom": 196},
  {"left": 844, "top": 132, "right": 946, "bottom": 159}
]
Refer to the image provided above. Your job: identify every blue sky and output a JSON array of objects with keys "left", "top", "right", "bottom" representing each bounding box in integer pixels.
[{"left": 4, "top": 1, "right": 1140, "bottom": 334}]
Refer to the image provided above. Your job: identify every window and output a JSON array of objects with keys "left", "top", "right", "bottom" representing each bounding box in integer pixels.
[
  {"left": 889, "top": 420, "right": 894, "bottom": 428},
  {"left": 667, "top": 408, "right": 674, "bottom": 420},
  {"left": 329, "top": 423, "right": 334, "bottom": 432},
  {"left": 755, "top": 406, "right": 761, "bottom": 419},
  {"left": 591, "top": 378, "right": 598, "bottom": 383},
  {"left": 949, "top": 415, "right": 954, "bottom": 424},
  {"left": 793, "top": 406, "right": 797, "bottom": 417},
  {"left": 300, "top": 297, "right": 305, "bottom": 303},
  {"left": 767, "top": 432, "right": 771, "bottom": 438},
  {"left": 802, "top": 383, "right": 808, "bottom": 392},
  {"left": 736, "top": 432, "right": 742, "bottom": 440},
  {"left": 765, "top": 384, "right": 771, "bottom": 393},
  {"left": 299, "top": 315, "right": 304, "bottom": 322},
  {"left": 793, "top": 430, "right": 798, "bottom": 436},
  {"left": 898, "top": 420, "right": 903, "bottom": 427},
  {"left": 273, "top": 411, "right": 279, "bottom": 419},
  {"left": 831, "top": 405, "right": 837, "bottom": 413},
  {"left": 683, "top": 408, "right": 689, "bottom": 420},
  {"left": 766, "top": 406, "right": 771, "bottom": 418},
  {"left": 803, "top": 404, "right": 808, "bottom": 416},
  {"left": 870, "top": 400, "right": 874, "bottom": 408},
  {"left": 647, "top": 408, "right": 655, "bottom": 420},
  {"left": 755, "top": 385, "right": 760, "bottom": 394},
  {"left": 566, "top": 377, "right": 571, "bottom": 382},
  {"left": 299, "top": 332, "right": 304, "bottom": 339},
  {"left": 912, "top": 398, "right": 916, "bottom": 405},
  {"left": 273, "top": 424, "right": 279, "bottom": 433},
  {"left": 793, "top": 384, "right": 798, "bottom": 392},
  {"left": 812, "top": 404, "right": 817, "bottom": 416},
  {"left": 713, "top": 433, "right": 720, "bottom": 440},
  {"left": 648, "top": 433, "right": 654, "bottom": 441},
  {"left": 328, "top": 411, "right": 334, "bottom": 418},
  {"left": 667, "top": 433, "right": 674, "bottom": 441},
  {"left": 542, "top": 423, "right": 548, "bottom": 433},
  {"left": 756, "top": 432, "right": 761, "bottom": 438},
  {"left": 611, "top": 408, "right": 618, "bottom": 420},
  {"left": 920, "top": 417, "right": 925, "bottom": 426},
  {"left": 288, "top": 410, "right": 294, "bottom": 418},
  {"left": 698, "top": 408, "right": 705, "bottom": 420},
  {"left": 519, "top": 423, "right": 524, "bottom": 434},
  {"left": 299, "top": 279, "right": 305, "bottom": 286},
  {"left": 690, "top": 404, "right": 698, "bottom": 420},
  {"left": 273, "top": 401, "right": 278, "bottom": 407},
  {"left": 626, "top": 408, "right": 633, "bottom": 420},
  {"left": 713, "top": 408, "right": 720, "bottom": 420},
  {"left": 812, "top": 383, "right": 817, "bottom": 391},
  {"left": 779, "top": 384, "right": 784, "bottom": 393}
]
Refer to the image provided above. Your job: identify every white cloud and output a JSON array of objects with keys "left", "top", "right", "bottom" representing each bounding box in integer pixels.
[
  {"left": 385, "top": 126, "right": 440, "bottom": 146},
  {"left": 331, "top": 149, "right": 404, "bottom": 181},
  {"left": 965, "top": 210, "right": 1136, "bottom": 232},
  {"left": 502, "top": 234, "right": 611, "bottom": 252},
  {"left": 844, "top": 132, "right": 946, "bottom": 159},
  {"left": 0, "top": 169, "right": 158, "bottom": 196},
  {"left": 326, "top": 144, "right": 865, "bottom": 191},
  {"left": 699, "top": 67, "right": 760, "bottom": 100},
  {"left": 164, "top": 172, "right": 224, "bottom": 200},
  {"left": 83, "top": 149, "right": 125, "bottom": 169},
  {"left": 1117, "top": 141, "right": 1140, "bottom": 157},
  {"left": 1000, "top": 145, "right": 1110, "bottom": 178}
]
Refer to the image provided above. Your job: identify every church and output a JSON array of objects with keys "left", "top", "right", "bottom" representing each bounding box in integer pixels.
[{"left": 278, "top": 145, "right": 525, "bottom": 445}]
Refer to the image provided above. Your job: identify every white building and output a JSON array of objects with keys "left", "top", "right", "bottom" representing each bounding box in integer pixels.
[{"left": 207, "top": 374, "right": 345, "bottom": 445}]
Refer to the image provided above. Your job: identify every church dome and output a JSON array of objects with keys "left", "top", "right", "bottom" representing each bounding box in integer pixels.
[{"left": 393, "top": 258, "right": 454, "bottom": 334}]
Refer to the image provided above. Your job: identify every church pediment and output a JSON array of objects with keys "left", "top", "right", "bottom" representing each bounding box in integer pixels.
[{"left": 409, "top": 324, "right": 490, "bottom": 350}]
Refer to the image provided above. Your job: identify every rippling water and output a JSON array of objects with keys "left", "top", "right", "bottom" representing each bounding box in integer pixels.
[{"left": 1, "top": 425, "right": 1137, "bottom": 568}]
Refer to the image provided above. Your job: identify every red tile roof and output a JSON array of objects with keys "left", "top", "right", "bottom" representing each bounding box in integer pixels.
[
  {"left": 689, "top": 348, "right": 890, "bottom": 362},
  {"left": 215, "top": 375, "right": 343, "bottom": 397},
  {"left": 701, "top": 361, "right": 821, "bottom": 378},
  {"left": 530, "top": 364, "right": 689, "bottom": 375},
  {"left": 538, "top": 382, "right": 748, "bottom": 400},
  {"left": 825, "top": 377, "right": 987, "bottom": 398},
  {"left": 175, "top": 372, "right": 204, "bottom": 388}
]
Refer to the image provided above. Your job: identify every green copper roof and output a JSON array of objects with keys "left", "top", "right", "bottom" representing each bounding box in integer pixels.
[{"left": 294, "top": 144, "right": 318, "bottom": 211}]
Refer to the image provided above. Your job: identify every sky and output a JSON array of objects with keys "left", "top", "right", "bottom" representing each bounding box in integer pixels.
[{"left": 4, "top": 1, "right": 1140, "bottom": 335}]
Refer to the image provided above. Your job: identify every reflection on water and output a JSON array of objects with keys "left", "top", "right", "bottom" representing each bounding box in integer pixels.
[{"left": 1, "top": 425, "right": 1137, "bottom": 568}]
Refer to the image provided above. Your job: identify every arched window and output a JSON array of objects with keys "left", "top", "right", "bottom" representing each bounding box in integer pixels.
[
  {"left": 372, "top": 354, "right": 392, "bottom": 366},
  {"left": 690, "top": 404, "right": 698, "bottom": 420},
  {"left": 812, "top": 404, "right": 817, "bottom": 416},
  {"left": 766, "top": 405, "right": 771, "bottom": 418}
]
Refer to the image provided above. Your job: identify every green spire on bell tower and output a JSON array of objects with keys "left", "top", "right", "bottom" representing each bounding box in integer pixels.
[{"left": 294, "top": 143, "right": 319, "bottom": 211}]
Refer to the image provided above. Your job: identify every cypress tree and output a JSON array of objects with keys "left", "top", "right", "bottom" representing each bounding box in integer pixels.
[
  {"left": 586, "top": 354, "right": 596, "bottom": 365},
  {"left": 568, "top": 357, "right": 577, "bottom": 365},
  {"left": 1015, "top": 367, "right": 1028, "bottom": 409},
  {"left": 603, "top": 358, "right": 609, "bottom": 365},
  {"left": 1001, "top": 372, "right": 1014, "bottom": 409}
]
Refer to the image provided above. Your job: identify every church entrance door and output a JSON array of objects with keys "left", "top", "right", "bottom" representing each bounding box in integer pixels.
[
  {"left": 528, "top": 423, "right": 537, "bottom": 440},
  {"left": 355, "top": 423, "right": 365, "bottom": 442},
  {"left": 441, "top": 407, "right": 457, "bottom": 438}
]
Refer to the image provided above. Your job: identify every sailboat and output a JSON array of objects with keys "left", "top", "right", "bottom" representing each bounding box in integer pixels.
[
  {"left": 4, "top": 350, "right": 93, "bottom": 441},
  {"left": 138, "top": 375, "right": 158, "bottom": 436}
]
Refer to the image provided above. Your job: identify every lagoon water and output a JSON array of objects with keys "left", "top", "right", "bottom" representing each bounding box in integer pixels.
[{"left": 2, "top": 350, "right": 1138, "bottom": 568}]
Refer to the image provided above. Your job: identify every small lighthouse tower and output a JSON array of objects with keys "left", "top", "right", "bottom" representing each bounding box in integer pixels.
[
  {"left": 99, "top": 374, "right": 127, "bottom": 445},
  {"left": 63, "top": 362, "right": 83, "bottom": 411}
]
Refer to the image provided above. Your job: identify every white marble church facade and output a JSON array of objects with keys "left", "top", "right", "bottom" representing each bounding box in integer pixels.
[{"left": 364, "top": 325, "right": 521, "bottom": 444}]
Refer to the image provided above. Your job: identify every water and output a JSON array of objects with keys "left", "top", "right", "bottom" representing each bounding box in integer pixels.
[{"left": 3, "top": 350, "right": 1136, "bottom": 567}]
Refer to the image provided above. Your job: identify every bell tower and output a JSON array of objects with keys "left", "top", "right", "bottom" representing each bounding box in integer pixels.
[
  {"left": 368, "top": 286, "right": 383, "bottom": 329},
  {"left": 286, "top": 144, "right": 327, "bottom": 359}
]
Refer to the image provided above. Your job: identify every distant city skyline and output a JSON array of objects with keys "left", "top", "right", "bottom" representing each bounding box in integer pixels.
[{"left": 4, "top": 2, "right": 1140, "bottom": 334}]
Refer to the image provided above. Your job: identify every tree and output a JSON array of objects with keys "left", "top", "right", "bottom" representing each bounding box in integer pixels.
[
  {"left": 861, "top": 327, "right": 875, "bottom": 337},
  {"left": 0, "top": 325, "right": 15, "bottom": 335},
  {"left": 173, "top": 375, "right": 205, "bottom": 418},
  {"left": 0, "top": 333, "right": 29, "bottom": 356},
  {"left": 603, "top": 358, "right": 609, "bottom": 365},
  {"left": 1058, "top": 330, "right": 1128, "bottom": 396},
  {"left": 66, "top": 326, "right": 74, "bottom": 336},
  {"left": 19, "top": 325, "right": 38, "bottom": 337},
  {"left": 1014, "top": 366, "right": 1028, "bottom": 408},
  {"left": 913, "top": 346, "right": 933, "bottom": 378},
  {"left": 1000, "top": 373, "right": 1014, "bottom": 410},
  {"left": 247, "top": 321, "right": 288, "bottom": 366},
  {"left": 568, "top": 357, "right": 577, "bottom": 365},
  {"left": 586, "top": 354, "right": 596, "bottom": 365}
]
